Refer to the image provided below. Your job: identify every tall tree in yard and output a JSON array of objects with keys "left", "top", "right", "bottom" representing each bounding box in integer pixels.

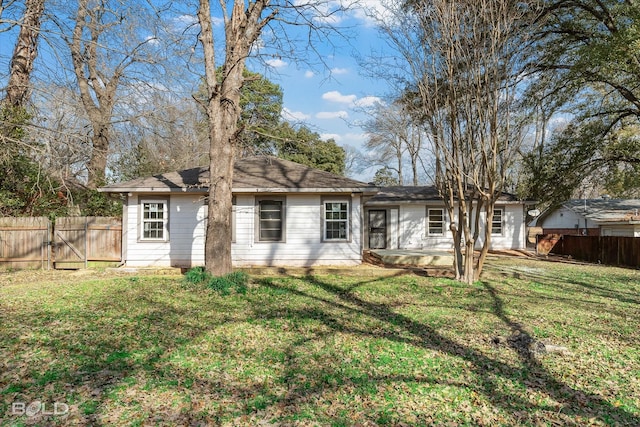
[
  {"left": 61, "top": 0, "right": 167, "bottom": 188},
  {"left": 196, "top": 0, "right": 352, "bottom": 275},
  {"left": 1, "top": 0, "right": 45, "bottom": 150},
  {"left": 0, "top": 0, "right": 48, "bottom": 216},
  {"left": 363, "top": 99, "right": 424, "bottom": 185},
  {"left": 2, "top": 0, "right": 45, "bottom": 109},
  {"left": 373, "top": 0, "right": 539, "bottom": 283}
]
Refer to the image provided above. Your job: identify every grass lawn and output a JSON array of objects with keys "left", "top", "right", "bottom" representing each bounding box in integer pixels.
[{"left": 1, "top": 258, "right": 639, "bottom": 426}]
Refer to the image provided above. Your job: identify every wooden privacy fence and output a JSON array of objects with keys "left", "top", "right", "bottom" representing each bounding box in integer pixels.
[
  {"left": 544, "top": 234, "right": 640, "bottom": 268},
  {"left": 0, "top": 217, "right": 121, "bottom": 270},
  {"left": 54, "top": 217, "right": 122, "bottom": 269},
  {"left": 0, "top": 217, "right": 50, "bottom": 270}
]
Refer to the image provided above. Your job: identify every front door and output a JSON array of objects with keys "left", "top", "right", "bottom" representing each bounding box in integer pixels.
[{"left": 368, "top": 210, "right": 387, "bottom": 249}]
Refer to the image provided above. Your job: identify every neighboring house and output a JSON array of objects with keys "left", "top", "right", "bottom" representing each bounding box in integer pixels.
[
  {"left": 100, "top": 156, "right": 531, "bottom": 268},
  {"left": 530, "top": 198, "right": 640, "bottom": 237},
  {"left": 363, "top": 186, "right": 529, "bottom": 251}
]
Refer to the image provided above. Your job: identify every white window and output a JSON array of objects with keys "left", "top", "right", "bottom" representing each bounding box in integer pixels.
[
  {"left": 257, "top": 198, "right": 285, "bottom": 242},
  {"left": 427, "top": 208, "right": 444, "bottom": 236},
  {"left": 141, "top": 200, "right": 168, "bottom": 241},
  {"left": 324, "top": 201, "right": 349, "bottom": 241},
  {"left": 492, "top": 208, "right": 503, "bottom": 235}
]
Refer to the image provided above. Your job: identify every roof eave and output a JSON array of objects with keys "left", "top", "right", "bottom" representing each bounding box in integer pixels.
[
  {"left": 99, "top": 186, "right": 378, "bottom": 194},
  {"left": 98, "top": 187, "right": 207, "bottom": 193},
  {"left": 598, "top": 220, "right": 640, "bottom": 225}
]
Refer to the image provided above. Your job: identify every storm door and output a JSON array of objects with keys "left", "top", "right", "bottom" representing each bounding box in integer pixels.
[{"left": 368, "top": 210, "right": 387, "bottom": 249}]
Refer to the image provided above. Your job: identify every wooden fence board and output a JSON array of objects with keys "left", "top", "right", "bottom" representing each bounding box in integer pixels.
[
  {"left": 0, "top": 217, "right": 50, "bottom": 269},
  {"left": 86, "top": 217, "right": 122, "bottom": 262},
  {"left": 53, "top": 217, "right": 122, "bottom": 268},
  {"left": 0, "top": 216, "right": 121, "bottom": 270},
  {"left": 550, "top": 235, "right": 640, "bottom": 268}
]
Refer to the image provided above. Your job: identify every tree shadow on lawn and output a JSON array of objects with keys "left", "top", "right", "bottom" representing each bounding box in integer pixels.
[
  {"left": 2, "top": 272, "right": 638, "bottom": 426},
  {"left": 0, "top": 278, "right": 238, "bottom": 426},
  {"left": 486, "top": 262, "right": 640, "bottom": 307},
  {"left": 253, "top": 274, "right": 640, "bottom": 425}
]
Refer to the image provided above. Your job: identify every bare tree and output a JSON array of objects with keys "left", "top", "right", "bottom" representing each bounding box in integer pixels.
[
  {"left": 56, "top": 0, "right": 168, "bottom": 188},
  {"left": 196, "top": 0, "right": 355, "bottom": 275},
  {"left": 114, "top": 93, "right": 208, "bottom": 180},
  {"left": 374, "top": 0, "right": 538, "bottom": 283},
  {"left": 363, "top": 101, "right": 406, "bottom": 185}
]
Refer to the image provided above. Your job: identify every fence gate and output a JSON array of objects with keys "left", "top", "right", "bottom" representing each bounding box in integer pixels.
[
  {"left": 0, "top": 217, "right": 51, "bottom": 270},
  {"left": 53, "top": 217, "right": 122, "bottom": 269}
]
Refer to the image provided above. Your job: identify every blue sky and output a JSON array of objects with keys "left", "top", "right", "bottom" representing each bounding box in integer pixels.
[{"left": 246, "top": 3, "right": 392, "bottom": 180}]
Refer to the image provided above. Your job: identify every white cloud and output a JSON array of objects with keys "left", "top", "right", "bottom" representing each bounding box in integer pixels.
[
  {"left": 316, "top": 111, "right": 349, "bottom": 119},
  {"left": 351, "top": 0, "right": 393, "bottom": 27},
  {"left": 354, "top": 96, "right": 382, "bottom": 108},
  {"left": 294, "top": 0, "right": 349, "bottom": 24},
  {"left": 322, "top": 90, "right": 357, "bottom": 105},
  {"left": 266, "top": 59, "right": 288, "bottom": 68},
  {"left": 343, "top": 132, "right": 368, "bottom": 146},
  {"left": 304, "top": 70, "right": 315, "bottom": 78},
  {"left": 145, "top": 36, "right": 160, "bottom": 46},
  {"left": 331, "top": 67, "right": 349, "bottom": 75},
  {"left": 314, "top": 14, "right": 344, "bottom": 25},
  {"left": 173, "top": 14, "right": 199, "bottom": 28},
  {"left": 321, "top": 133, "right": 342, "bottom": 141},
  {"left": 282, "top": 107, "right": 310, "bottom": 122}
]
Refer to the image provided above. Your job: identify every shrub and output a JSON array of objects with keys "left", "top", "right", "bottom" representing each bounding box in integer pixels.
[
  {"left": 183, "top": 267, "right": 249, "bottom": 295},
  {"left": 184, "top": 266, "right": 209, "bottom": 284},
  {"left": 208, "top": 271, "right": 249, "bottom": 295}
]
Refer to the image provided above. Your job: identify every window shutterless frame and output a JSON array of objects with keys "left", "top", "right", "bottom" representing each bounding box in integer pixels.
[
  {"left": 427, "top": 207, "right": 444, "bottom": 236},
  {"left": 139, "top": 198, "right": 169, "bottom": 241},
  {"left": 255, "top": 197, "right": 286, "bottom": 242},
  {"left": 491, "top": 208, "right": 504, "bottom": 235},
  {"left": 322, "top": 198, "right": 350, "bottom": 242}
]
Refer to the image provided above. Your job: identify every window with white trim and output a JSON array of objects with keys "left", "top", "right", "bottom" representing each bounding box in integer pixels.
[
  {"left": 257, "top": 198, "right": 285, "bottom": 242},
  {"left": 141, "top": 200, "right": 168, "bottom": 240},
  {"left": 324, "top": 201, "right": 349, "bottom": 241},
  {"left": 427, "top": 208, "right": 444, "bottom": 236},
  {"left": 492, "top": 208, "right": 503, "bottom": 235}
]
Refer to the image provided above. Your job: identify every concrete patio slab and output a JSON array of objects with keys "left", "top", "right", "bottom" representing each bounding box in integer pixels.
[{"left": 368, "top": 249, "right": 454, "bottom": 267}]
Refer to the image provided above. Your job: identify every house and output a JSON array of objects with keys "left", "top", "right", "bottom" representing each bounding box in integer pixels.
[
  {"left": 530, "top": 198, "right": 640, "bottom": 237},
  {"left": 363, "top": 186, "right": 529, "bottom": 251},
  {"left": 100, "top": 156, "right": 377, "bottom": 268},
  {"left": 100, "top": 156, "right": 531, "bottom": 268}
]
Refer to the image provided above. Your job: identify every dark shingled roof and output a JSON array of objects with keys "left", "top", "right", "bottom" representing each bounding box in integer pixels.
[
  {"left": 366, "top": 186, "right": 522, "bottom": 204},
  {"left": 100, "top": 156, "right": 375, "bottom": 193}
]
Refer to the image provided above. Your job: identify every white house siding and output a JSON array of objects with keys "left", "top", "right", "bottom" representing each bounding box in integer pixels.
[
  {"left": 232, "top": 194, "right": 363, "bottom": 267},
  {"left": 397, "top": 205, "right": 452, "bottom": 250},
  {"left": 124, "top": 193, "right": 363, "bottom": 268},
  {"left": 123, "top": 194, "right": 206, "bottom": 268},
  {"left": 394, "top": 203, "right": 526, "bottom": 250},
  {"left": 475, "top": 204, "right": 526, "bottom": 250},
  {"left": 389, "top": 208, "right": 399, "bottom": 249},
  {"left": 542, "top": 207, "right": 598, "bottom": 230}
]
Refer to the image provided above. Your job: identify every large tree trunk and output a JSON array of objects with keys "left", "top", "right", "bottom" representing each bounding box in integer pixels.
[
  {"left": 4, "top": 0, "right": 45, "bottom": 108},
  {"left": 87, "top": 128, "right": 110, "bottom": 188},
  {"left": 198, "top": 0, "right": 268, "bottom": 275},
  {"left": 204, "top": 107, "right": 235, "bottom": 276}
]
